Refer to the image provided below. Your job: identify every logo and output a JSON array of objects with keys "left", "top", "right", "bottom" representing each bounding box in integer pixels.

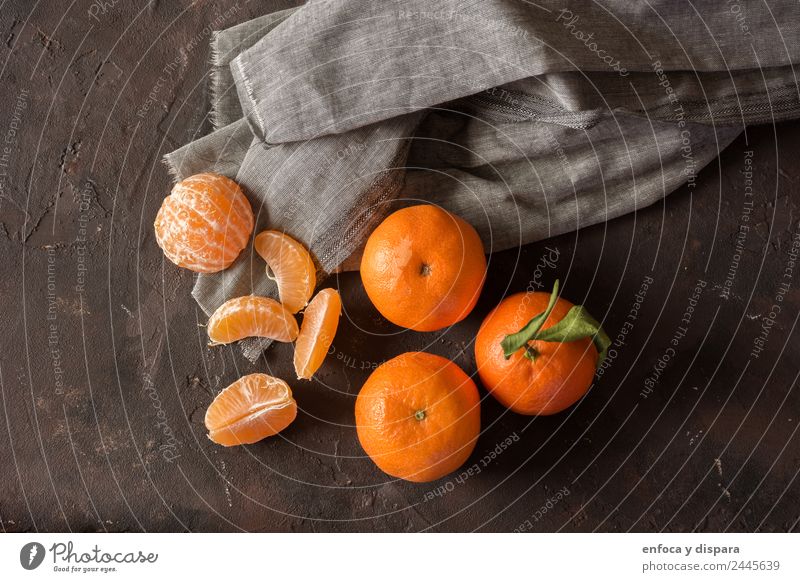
[{"left": 20, "top": 542, "right": 46, "bottom": 570}]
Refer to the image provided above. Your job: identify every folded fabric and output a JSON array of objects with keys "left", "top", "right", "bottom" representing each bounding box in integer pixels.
[{"left": 164, "top": 0, "right": 800, "bottom": 361}]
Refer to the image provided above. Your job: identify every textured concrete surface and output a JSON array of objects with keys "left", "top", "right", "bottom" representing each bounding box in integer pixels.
[{"left": 1, "top": 1, "right": 798, "bottom": 532}]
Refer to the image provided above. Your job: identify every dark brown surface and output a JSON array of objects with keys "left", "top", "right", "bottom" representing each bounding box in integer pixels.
[{"left": 1, "top": 1, "right": 799, "bottom": 532}]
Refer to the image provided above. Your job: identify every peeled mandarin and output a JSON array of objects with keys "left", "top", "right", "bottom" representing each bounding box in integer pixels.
[
  {"left": 294, "top": 288, "right": 342, "bottom": 379},
  {"left": 154, "top": 173, "right": 254, "bottom": 273},
  {"left": 205, "top": 373, "right": 297, "bottom": 446},
  {"left": 207, "top": 295, "right": 299, "bottom": 344},
  {"left": 254, "top": 230, "right": 316, "bottom": 313}
]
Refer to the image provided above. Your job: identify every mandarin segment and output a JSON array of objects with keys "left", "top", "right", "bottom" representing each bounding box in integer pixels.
[
  {"left": 205, "top": 373, "right": 297, "bottom": 446},
  {"left": 154, "top": 173, "right": 254, "bottom": 273},
  {"left": 254, "top": 230, "right": 316, "bottom": 313},
  {"left": 207, "top": 295, "right": 299, "bottom": 344},
  {"left": 294, "top": 288, "right": 342, "bottom": 379},
  {"left": 355, "top": 352, "right": 480, "bottom": 482}
]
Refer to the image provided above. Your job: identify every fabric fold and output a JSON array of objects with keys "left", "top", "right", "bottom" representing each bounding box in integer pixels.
[
  {"left": 209, "top": 8, "right": 298, "bottom": 130},
  {"left": 231, "top": 0, "right": 800, "bottom": 144},
  {"left": 163, "top": 0, "right": 800, "bottom": 362}
]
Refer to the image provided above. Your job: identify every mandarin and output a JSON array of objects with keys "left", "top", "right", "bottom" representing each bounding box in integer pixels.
[
  {"left": 154, "top": 173, "right": 254, "bottom": 273},
  {"left": 475, "top": 282, "right": 608, "bottom": 415},
  {"left": 294, "top": 288, "right": 342, "bottom": 380},
  {"left": 355, "top": 352, "right": 480, "bottom": 482},
  {"left": 360, "top": 205, "right": 486, "bottom": 331},
  {"left": 207, "top": 295, "right": 298, "bottom": 345},
  {"left": 254, "top": 230, "right": 316, "bottom": 313},
  {"left": 205, "top": 373, "right": 297, "bottom": 446}
]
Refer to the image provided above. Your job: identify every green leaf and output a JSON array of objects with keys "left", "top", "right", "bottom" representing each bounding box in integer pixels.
[
  {"left": 499, "top": 279, "right": 610, "bottom": 369},
  {"left": 501, "top": 280, "right": 560, "bottom": 359},
  {"left": 532, "top": 306, "right": 611, "bottom": 368}
]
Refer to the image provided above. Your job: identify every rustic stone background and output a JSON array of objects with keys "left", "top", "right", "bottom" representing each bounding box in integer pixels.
[{"left": 1, "top": 0, "right": 798, "bottom": 532}]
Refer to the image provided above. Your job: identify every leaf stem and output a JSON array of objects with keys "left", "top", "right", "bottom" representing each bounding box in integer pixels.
[
  {"left": 500, "top": 280, "right": 560, "bottom": 359},
  {"left": 500, "top": 280, "right": 610, "bottom": 369}
]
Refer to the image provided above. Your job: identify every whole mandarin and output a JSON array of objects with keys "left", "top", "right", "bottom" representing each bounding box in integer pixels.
[
  {"left": 360, "top": 205, "right": 486, "bottom": 331},
  {"left": 355, "top": 352, "right": 480, "bottom": 482},
  {"left": 475, "top": 291, "right": 598, "bottom": 415}
]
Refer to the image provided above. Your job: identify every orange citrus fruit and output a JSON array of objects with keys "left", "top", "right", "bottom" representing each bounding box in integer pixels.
[
  {"left": 475, "top": 282, "right": 608, "bottom": 415},
  {"left": 207, "top": 295, "right": 299, "bottom": 344},
  {"left": 360, "top": 205, "right": 486, "bottom": 331},
  {"left": 154, "top": 173, "right": 254, "bottom": 273},
  {"left": 205, "top": 373, "right": 297, "bottom": 446},
  {"left": 254, "top": 230, "right": 316, "bottom": 313},
  {"left": 355, "top": 352, "right": 480, "bottom": 482},
  {"left": 294, "top": 288, "right": 342, "bottom": 380}
]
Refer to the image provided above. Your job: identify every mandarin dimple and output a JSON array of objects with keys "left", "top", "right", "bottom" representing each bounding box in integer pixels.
[
  {"left": 154, "top": 173, "right": 254, "bottom": 273},
  {"left": 254, "top": 230, "right": 316, "bottom": 313},
  {"left": 205, "top": 373, "right": 297, "bottom": 446},
  {"left": 207, "top": 295, "right": 299, "bottom": 345},
  {"left": 294, "top": 288, "right": 342, "bottom": 380}
]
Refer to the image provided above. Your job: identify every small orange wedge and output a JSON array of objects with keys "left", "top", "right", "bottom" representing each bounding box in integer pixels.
[
  {"left": 294, "top": 288, "right": 342, "bottom": 379},
  {"left": 207, "top": 295, "right": 299, "bottom": 344},
  {"left": 254, "top": 230, "right": 316, "bottom": 313},
  {"left": 205, "top": 373, "right": 297, "bottom": 446}
]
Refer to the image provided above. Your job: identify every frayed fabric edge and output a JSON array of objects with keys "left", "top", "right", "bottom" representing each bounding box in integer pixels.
[
  {"left": 208, "top": 30, "right": 227, "bottom": 131},
  {"left": 208, "top": 8, "right": 299, "bottom": 132},
  {"left": 161, "top": 153, "right": 182, "bottom": 183}
]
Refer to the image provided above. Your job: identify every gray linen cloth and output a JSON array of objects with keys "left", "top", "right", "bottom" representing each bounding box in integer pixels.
[{"left": 164, "top": 0, "right": 800, "bottom": 360}]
